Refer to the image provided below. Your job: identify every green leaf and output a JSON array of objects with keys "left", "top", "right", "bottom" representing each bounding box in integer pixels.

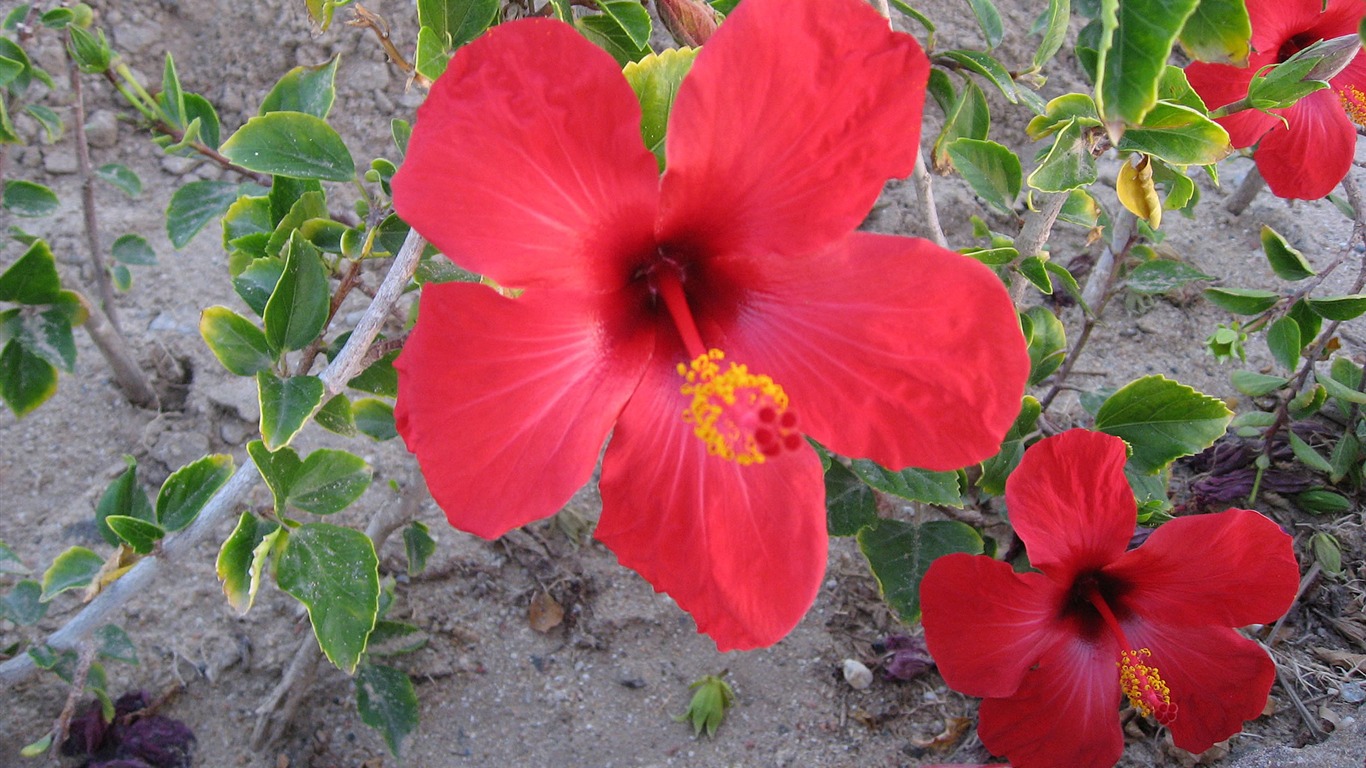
[
  {"left": 937, "top": 50, "right": 1018, "bottom": 103},
  {"left": 347, "top": 350, "right": 398, "bottom": 397},
  {"left": 7, "top": 306, "right": 77, "bottom": 372},
  {"left": 0, "top": 340, "right": 57, "bottom": 417},
  {"left": 26, "top": 104, "right": 62, "bottom": 142},
  {"left": 104, "top": 515, "right": 164, "bottom": 555},
  {"left": 1204, "top": 287, "right": 1279, "bottom": 315},
  {"left": 1027, "top": 119, "right": 1098, "bottom": 192},
  {"left": 368, "top": 620, "right": 430, "bottom": 655},
  {"left": 1026, "top": 93, "right": 1101, "bottom": 140},
  {"left": 1018, "top": 256, "right": 1053, "bottom": 294},
  {"left": 156, "top": 454, "right": 234, "bottom": 532},
  {"left": 220, "top": 112, "right": 355, "bottom": 182},
  {"left": 183, "top": 93, "right": 221, "bottom": 149},
  {"left": 167, "top": 180, "right": 250, "bottom": 248},
  {"left": 413, "top": 26, "right": 450, "bottom": 82},
  {"left": 0, "top": 539, "right": 28, "bottom": 575},
  {"left": 288, "top": 449, "right": 371, "bottom": 515},
  {"left": 849, "top": 460, "right": 962, "bottom": 507},
  {"left": 966, "top": 0, "right": 1004, "bottom": 48},
  {"left": 1266, "top": 316, "right": 1302, "bottom": 371},
  {"left": 94, "top": 624, "right": 138, "bottom": 665},
  {"left": 95, "top": 463, "right": 153, "bottom": 550},
  {"left": 39, "top": 546, "right": 104, "bottom": 601},
  {"left": 947, "top": 139, "right": 1021, "bottom": 212},
  {"left": 594, "top": 0, "right": 652, "bottom": 48},
  {"left": 1095, "top": 0, "right": 1200, "bottom": 129},
  {"left": 403, "top": 521, "right": 436, "bottom": 576},
  {"left": 1094, "top": 375, "right": 1232, "bottom": 473},
  {"left": 316, "top": 393, "right": 358, "bottom": 436},
  {"left": 1294, "top": 488, "right": 1351, "bottom": 515},
  {"left": 1024, "top": 305, "right": 1066, "bottom": 385},
  {"left": 277, "top": 523, "right": 380, "bottom": 674},
  {"left": 257, "top": 372, "right": 325, "bottom": 449},
  {"left": 1126, "top": 259, "right": 1212, "bottom": 294},
  {"left": 977, "top": 396, "right": 1042, "bottom": 496},
  {"left": 1179, "top": 0, "right": 1250, "bottom": 63},
  {"left": 263, "top": 234, "right": 329, "bottom": 352},
  {"left": 622, "top": 47, "right": 697, "bottom": 170},
  {"left": 356, "top": 663, "right": 419, "bottom": 757},
  {"left": 1033, "top": 0, "right": 1072, "bottom": 69},
  {"left": 233, "top": 258, "right": 284, "bottom": 316},
  {"left": 2, "top": 579, "right": 46, "bottom": 625},
  {"left": 578, "top": 8, "right": 653, "bottom": 65},
  {"left": 266, "top": 189, "right": 328, "bottom": 258},
  {"left": 0, "top": 239, "right": 61, "bottom": 304},
  {"left": 216, "top": 512, "right": 280, "bottom": 613},
  {"left": 261, "top": 56, "right": 340, "bottom": 119},
  {"left": 1307, "top": 294, "right": 1366, "bottom": 321},
  {"left": 856, "top": 518, "right": 983, "bottom": 623},
  {"left": 1329, "top": 431, "right": 1359, "bottom": 484},
  {"left": 1289, "top": 431, "right": 1334, "bottom": 474},
  {"left": 111, "top": 234, "right": 156, "bottom": 266},
  {"left": 824, "top": 461, "right": 878, "bottom": 537},
  {"left": 354, "top": 398, "right": 398, "bottom": 441},
  {"left": 200, "top": 306, "right": 273, "bottom": 376},
  {"left": 1260, "top": 225, "right": 1315, "bottom": 281},
  {"left": 417, "top": 0, "right": 500, "bottom": 51},
  {"left": 159, "top": 52, "right": 186, "bottom": 126},
  {"left": 2, "top": 180, "right": 58, "bottom": 217},
  {"left": 933, "top": 80, "right": 990, "bottom": 171},
  {"left": 1316, "top": 366, "right": 1366, "bottom": 404},
  {"left": 1116, "top": 101, "right": 1229, "bottom": 165},
  {"left": 1229, "top": 370, "right": 1287, "bottom": 397},
  {"left": 247, "top": 439, "right": 302, "bottom": 513},
  {"left": 111, "top": 265, "right": 132, "bottom": 293}
]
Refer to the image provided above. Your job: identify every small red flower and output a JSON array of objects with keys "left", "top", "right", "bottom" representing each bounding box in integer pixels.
[
  {"left": 1186, "top": 0, "right": 1366, "bottom": 200},
  {"left": 391, "top": 0, "right": 1029, "bottom": 650},
  {"left": 921, "top": 430, "right": 1299, "bottom": 768}
]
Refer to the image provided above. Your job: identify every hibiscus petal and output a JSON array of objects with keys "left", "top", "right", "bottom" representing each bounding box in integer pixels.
[
  {"left": 392, "top": 19, "right": 660, "bottom": 292},
  {"left": 1254, "top": 88, "right": 1357, "bottom": 199},
  {"left": 1186, "top": 57, "right": 1280, "bottom": 148},
  {"left": 921, "top": 554, "right": 1070, "bottom": 699},
  {"left": 657, "top": 0, "right": 928, "bottom": 260},
  {"left": 596, "top": 335, "right": 828, "bottom": 651},
  {"left": 1124, "top": 622, "right": 1276, "bottom": 755},
  {"left": 976, "top": 634, "right": 1125, "bottom": 768},
  {"left": 692, "top": 233, "right": 1029, "bottom": 472},
  {"left": 1104, "top": 508, "right": 1299, "bottom": 629},
  {"left": 1005, "top": 430, "right": 1135, "bottom": 582},
  {"left": 395, "top": 283, "right": 653, "bottom": 538}
]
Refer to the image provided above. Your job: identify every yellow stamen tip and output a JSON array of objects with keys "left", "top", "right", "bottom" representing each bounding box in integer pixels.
[
  {"left": 1341, "top": 85, "right": 1366, "bottom": 127},
  {"left": 679, "top": 349, "right": 799, "bottom": 464},
  {"left": 1118, "top": 648, "right": 1178, "bottom": 725}
]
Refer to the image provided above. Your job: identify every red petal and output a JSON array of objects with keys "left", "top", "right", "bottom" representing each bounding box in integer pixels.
[
  {"left": 395, "top": 283, "right": 653, "bottom": 538},
  {"left": 692, "top": 233, "right": 1029, "bottom": 471},
  {"left": 1005, "top": 430, "right": 1134, "bottom": 583},
  {"left": 657, "top": 0, "right": 928, "bottom": 260},
  {"left": 976, "top": 634, "right": 1125, "bottom": 768},
  {"left": 921, "top": 553, "right": 1069, "bottom": 699},
  {"left": 1124, "top": 622, "right": 1276, "bottom": 755},
  {"left": 1186, "top": 58, "right": 1280, "bottom": 147},
  {"left": 1254, "top": 0, "right": 1365, "bottom": 51},
  {"left": 596, "top": 335, "right": 828, "bottom": 651},
  {"left": 1104, "top": 508, "right": 1299, "bottom": 629},
  {"left": 1254, "top": 88, "right": 1357, "bottom": 199},
  {"left": 392, "top": 19, "right": 659, "bottom": 292}
]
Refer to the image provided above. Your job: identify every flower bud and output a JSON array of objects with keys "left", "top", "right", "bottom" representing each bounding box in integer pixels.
[
  {"left": 658, "top": 0, "right": 720, "bottom": 47},
  {"left": 1300, "top": 34, "right": 1362, "bottom": 83}
]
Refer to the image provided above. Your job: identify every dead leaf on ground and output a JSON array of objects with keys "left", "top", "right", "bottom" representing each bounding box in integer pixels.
[
  {"left": 1313, "top": 647, "right": 1366, "bottom": 673},
  {"left": 528, "top": 590, "right": 564, "bottom": 633},
  {"left": 909, "top": 716, "right": 971, "bottom": 750}
]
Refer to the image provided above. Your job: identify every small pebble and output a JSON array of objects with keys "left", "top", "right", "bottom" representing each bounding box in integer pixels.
[
  {"left": 842, "top": 659, "right": 872, "bottom": 690},
  {"left": 1341, "top": 681, "right": 1365, "bottom": 704}
]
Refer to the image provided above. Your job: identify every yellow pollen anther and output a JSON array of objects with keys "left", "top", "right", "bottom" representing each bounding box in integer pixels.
[
  {"left": 1118, "top": 648, "right": 1178, "bottom": 725},
  {"left": 1341, "top": 85, "right": 1366, "bottom": 127},
  {"left": 677, "top": 349, "right": 800, "bottom": 465}
]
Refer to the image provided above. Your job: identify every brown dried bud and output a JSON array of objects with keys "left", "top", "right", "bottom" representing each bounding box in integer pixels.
[{"left": 657, "top": 0, "right": 720, "bottom": 47}]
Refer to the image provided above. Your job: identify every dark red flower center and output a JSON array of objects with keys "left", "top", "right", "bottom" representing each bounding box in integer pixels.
[
  {"left": 1083, "top": 580, "right": 1178, "bottom": 726},
  {"left": 1277, "top": 32, "right": 1320, "bottom": 63},
  {"left": 652, "top": 264, "right": 801, "bottom": 464}
]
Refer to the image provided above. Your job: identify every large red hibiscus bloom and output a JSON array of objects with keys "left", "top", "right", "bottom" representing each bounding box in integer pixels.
[
  {"left": 391, "top": 0, "right": 1029, "bottom": 650},
  {"left": 921, "top": 430, "right": 1299, "bottom": 768},
  {"left": 1186, "top": 0, "right": 1366, "bottom": 200}
]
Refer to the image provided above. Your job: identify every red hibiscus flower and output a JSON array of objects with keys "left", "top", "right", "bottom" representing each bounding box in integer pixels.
[
  {"left": 921, "top": 430, "right": 1299, "bottom": 768},
  {"left": 1186, "top": 0, "right": 1366, "bottom": 200},
  {"left": 390, "top": 0, "right": 1030, "bottom": 650}
]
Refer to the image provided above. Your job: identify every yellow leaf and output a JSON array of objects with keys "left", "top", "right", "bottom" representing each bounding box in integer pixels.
[{"left": 1117, "top": 154, "right": 1161, "bottom": 229}]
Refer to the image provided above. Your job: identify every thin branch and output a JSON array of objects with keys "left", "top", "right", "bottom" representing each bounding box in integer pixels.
[
  {"left": 1226, "top": 165, "right": 1265, "bottom": 215},
  {"left": 50, "top": 639, "right": 98, "bottom": 758},
  {"left": 68, "top": 51, "right": 120, "bottom": 331},
  {"left": 0, "top": 231, "right": 426, "bottom": 687},
  {"left": 80, "top": 293, "right": 158, "bottom": 409},
  {"left": 911, "top": 153, "right": 947, "bottom": 247}
]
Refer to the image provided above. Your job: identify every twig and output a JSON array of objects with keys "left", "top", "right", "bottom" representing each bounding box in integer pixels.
[
  {"left": 1275, "top": 661, "right": 1328, "bottom": 742},
  {"left": 1266, "top": 562, "right": 1321, "bottom": 649},
  {"left": 80, "top": 293, "right": 159, "bottom": 409},
  {"left": 1012, "top": 191, "right": 1067, "bottom": 303},
  {"left": 68, "top": 50, "right": 120, "bottom": 331},
  {"left": 0, "top": 231, "right": 426, "bottom": 687},
  {"left": 1226, "top": 165, "right": 1265, "bottom": 215},
  {"left": 49, "top": 639, "right": 98, "bottom": 758},
  {"left": 911, "top": 153, "right": 947, "bottom": 247},
  {"left": 349, "top": 4, "right": 431, "bottom": 89}
]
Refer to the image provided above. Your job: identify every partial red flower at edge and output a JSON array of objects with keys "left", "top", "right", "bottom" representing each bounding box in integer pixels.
[
  {"left": 1186, "top": 0, "right": 1366, "bottom": 200},
  {"left": 390, "top": 0, "right": 1031, "bottom": 651},
  {"left": 921, "top": 430, "right": 1300, "bottom": 768}
]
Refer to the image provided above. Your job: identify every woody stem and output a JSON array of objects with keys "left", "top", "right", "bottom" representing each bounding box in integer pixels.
[{"left": 655, "top": 268, "right": 708, "bottom": 359}]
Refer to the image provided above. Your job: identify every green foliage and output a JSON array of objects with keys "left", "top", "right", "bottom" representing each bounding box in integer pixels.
[
  {"left": 156, "top": 454, "right": 234, "bottom": 532},
  {"left": 1204, "top": 287, "right": 1280, "bottom": 315},
  {"left": 623, "top": 47, "right": 697, "bottom": 170},
  {"left": 947, "top": 138, "right": 1021, "bottom": 212},
  {"left": 857, "top": 518, "right": 983, "bottom": 623},
  {"left": 39, "top": 546, "right": 104, "bottom": 601},
  {"left": 261, "top": 57, "right": 340, "bottom": 119},
  {"left": 1094, "top": 0, "right": 1200, "bottom": 130},
  {"left": 2, "top": 179, "right": 58, "bottom": 216},
  {"left": 256, "top": 372, "right": 326, "bottom": 449},
  {"left": 579, "top": 1, "right": 654, "bottom": 65},
  {"left": 167, "top": 180, "right": 260, "bottom": 248},
  {"left": 1260, "top": 226, "right": 1316, "bottom": 281},
  {"left": 263, "top": 234, "right": 329, "bottom": 352},
  {"left": 221, "top": 112, "right": 355, "bottom": 182},
  {"left": 824, "top": 461, "right": 878, "bottom": 537},
  {"left": 216, "top": 512, "right": 281, "bottom": 614},
  {"left": 1094, "top": 375, "right": 1232, "bottom": 473},
  {"left": 1178, "top": 0, "right": 1251, "bottom": 63},
  {"left": 200, "top": 306, "right": 273, "bottom": 376},
  {"left": 849, "top": 460, "right": 962, "bottom": 508},
  {"left": 403, "top": 522, "right": 437, "bottom": 576},
  {"left": 277, "top": 523, "right": 381, "bottom": 674},
  {"left": 356, "top": 663, "right": 420, "bottom": 757},
  {"left": 94, "top": 456, "right": 156, "bottom": 548},
  {"left": 1023, "top": 306, "right": 1066, "bottom": 386},
  {"left": 675, "top": 674, "right": 734, "bottom": 737}
]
